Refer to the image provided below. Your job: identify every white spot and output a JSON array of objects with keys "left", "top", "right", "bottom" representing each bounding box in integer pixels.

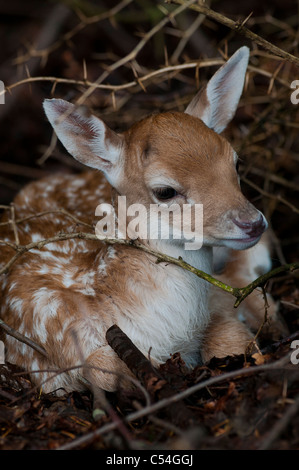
[
  {"left": 46, "top": 242, "right": 71, "bottom": 254},
  {"left": 37, "top": 266, "right": 50, "bottom": 275},
  {"left": 71, "top": 179, "right": 86, "bottom": 188},
  {"left": 8, "top": 281, "right": 17, "bottom": 292},
  {"left": 77, "top": 286, "right": 96, "bottom": 296},
  {"left": 97, "top": 258, "right": 107, "bottom": 275},
  {"left": 31, "top": 233, "right": 42, "bottom": 242},
  {"left": 78, "top": 271, "right": 95, "bottom": 284},
  {"left": 61, "top": 271, "right": 75, "bottom": 288},
  {"left": 32, "top": 288, "right": 60, "bottom": 343},
  {"left": 10, "top": 298, "right": 24, "bottom": 318}
]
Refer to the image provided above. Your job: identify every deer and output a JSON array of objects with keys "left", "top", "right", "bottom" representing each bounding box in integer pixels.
[{"left": 0, "top": 47, "right": 286, "bottom": 395}]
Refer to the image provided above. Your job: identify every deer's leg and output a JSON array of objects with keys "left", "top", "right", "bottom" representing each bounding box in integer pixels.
[
  {"left": 84, "top": 345, "right": 136, "bottom": 392},
  {"left": 201, "top": 311, "right": 255, "bottom": 362},
  {"left": 213, "top": 233, "right": 288, "bottom": 340}
]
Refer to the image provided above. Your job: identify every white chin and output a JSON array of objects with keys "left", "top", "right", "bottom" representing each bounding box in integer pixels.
[{"left": 220, "top": 235, "right": 262, "bottom": 250}]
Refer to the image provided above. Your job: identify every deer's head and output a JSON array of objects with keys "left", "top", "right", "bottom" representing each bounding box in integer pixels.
[{"left": 43, "top": 47, "right": 267, "bottom": 250}]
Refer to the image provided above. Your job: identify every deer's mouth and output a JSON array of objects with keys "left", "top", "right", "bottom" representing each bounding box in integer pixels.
[{"left": 219, "top": 233, "right": 263, "bottom": 250}]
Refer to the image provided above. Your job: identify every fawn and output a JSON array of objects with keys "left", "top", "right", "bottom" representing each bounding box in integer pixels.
[{"left": 0, "top": 47, "right": 285, "bottom": 394}]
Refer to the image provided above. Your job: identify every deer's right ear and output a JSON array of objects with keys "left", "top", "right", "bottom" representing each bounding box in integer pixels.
[
  {"left": 43, "top": 98, "right": 124, "bottom": 187},
  {"left": 185, "top": 46, "right": 249, "bottom": 134}
]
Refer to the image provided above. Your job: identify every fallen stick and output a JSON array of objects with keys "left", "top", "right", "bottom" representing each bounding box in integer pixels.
[{"left": 106, "top": 324, "right": 195, "bottom": 427}]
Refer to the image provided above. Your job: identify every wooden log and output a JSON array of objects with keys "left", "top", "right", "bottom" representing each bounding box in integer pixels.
[{"left": 106, "top": 324, "right": 195, "bottom": 428}]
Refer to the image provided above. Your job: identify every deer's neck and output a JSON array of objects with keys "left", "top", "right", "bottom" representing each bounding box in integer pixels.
[
  {"left": 147, "top": 239, "right": 213, "bottom": 274},
  {"left": 114, "top": 239, "right": 213, "bottom": 366}
]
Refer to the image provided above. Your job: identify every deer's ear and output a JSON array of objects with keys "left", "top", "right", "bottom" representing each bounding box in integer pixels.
[
  {"left": 185, "top": 47, "right": 249, "bottom": 133},
  {"left": 43, "top": 99, "right": 124, "bottom": 187}
]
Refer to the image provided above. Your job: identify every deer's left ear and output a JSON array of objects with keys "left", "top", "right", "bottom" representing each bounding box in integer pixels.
[
  {"left": 43, "top": 99, "right": 124, "bottom": 188},
  {"left": 185, "top": 47, "right": 249, "bottom": 133}
]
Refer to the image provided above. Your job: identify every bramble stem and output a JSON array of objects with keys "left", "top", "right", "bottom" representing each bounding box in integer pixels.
[{"left": 1, "top": 231, "right": 298, "bottom": 307}]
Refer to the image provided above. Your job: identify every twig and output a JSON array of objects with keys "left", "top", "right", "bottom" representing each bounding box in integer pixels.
[
  {"left": 37, "top": 131, "right": 57, "bottom": 166},
  {"left": 74, "top": 0, "right": 200, "bottom": 106},
  {"left": 0, "top": 319, "right": 47, "bottom": 358},
  {"left": 233, "top": 263, "right": 299, "bottom": 307},
  {"left": 12, "top": 0, "right": 134, "bottom": 67},
  {"left": 245, "top": 167, "right": 299, "bottom": 193},
  {"left": 0, "top": 3, "right": 71, "bottom": 121},
  {"left": 167, "top": 0, "right": 299, "bottom": 67},
  {"left": 0, "top": 231, "right": 298, "bottom": 307},
  {"left": 0, "top": 239, "right": 17, "bottom": 250},
  {"left": 69, "top": 329, "right": 135, "bottom": 447},
  {"left": 0, "top": 161, "right": 51, "bottom": 180},
  {"left": 258, "top": 394, "right": 299, "bottom": 449},
  {"left": 0, "top": 231, "right": 236, "bottom": 293},
  {"left": 9, "top": 204, "right": 19, "bottom": 246},
  {"left": 245, "top": 286, "right": 269, "bottom": 356},
  {"left": 281, "top": 301, "right": 299, "bottom": 310},
  {"left": 1, "top": 58, "right": 225, "bottom": 100},
  {"left": 5, "top": 59, "right": 292, "bottom": 100},
  {"left": 170, "top": 8, "right": 207, "bottom": 63},
  {"left": 241, "top": 176, "right": 299, "bottom": 215},
  {"left": 1, "top": 57, "right": 291, "bottom": 102},
  {"left": 260, "top": 331, "right": 299, "bottom": 355},
  {"left": 0, "top": 208, "right": 93, "bottom": 229}
]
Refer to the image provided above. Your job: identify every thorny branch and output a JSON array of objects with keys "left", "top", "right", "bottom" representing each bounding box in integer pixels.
[
  {"left": 167, "top": 0, "right": 299, "bottom": 67},
  {"left": 1, "top": 0, "right": 294, "bottom": 110},
  {"left": 73, "top": 0, "right": 199, "bottom": 107},
  {"left": 0, "top": 227, "right": 298, "bottom": 307},
  {"left": 0, "top": 59, "right": 291, "bottom": 102},
  {"left": 1, "top": 58, "right": 227, "bottom": 99},
  {"left": 11, "top": 0, "right": 134, "bottom": 68}
]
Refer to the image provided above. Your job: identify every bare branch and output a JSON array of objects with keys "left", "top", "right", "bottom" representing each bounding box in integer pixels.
[
  {"left": 0, "top": 231, "right": 298, "bottom": 307},
  {"left": 167, "top": 0, "right": 299, "bottom": 67},
  {"left": 74, "top": 0, "right": 201, "bottom": 106},
  {"left": 258, "top": 394, "right": 299, "bottom": 449},
  {"left": 0, "top": 319, "right": 47, "bottom": 358},
  {"left": 241, "top": 176, "right": 299, "bottom": 215},
  {"left": 12, "top": 0, "right": 134, "bottom": 67}
]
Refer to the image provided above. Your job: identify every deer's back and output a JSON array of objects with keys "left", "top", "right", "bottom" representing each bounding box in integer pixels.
[
  {"left": 0, "top": 171, "right": 115, "bottom": 384},
  {"left": 0, "top": 170, "right": 110, "bottom": 263}
]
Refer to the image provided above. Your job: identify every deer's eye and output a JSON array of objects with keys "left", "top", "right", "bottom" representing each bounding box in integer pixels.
[{"left": 153, "top": 187, "right": 178, "bottom": 201}]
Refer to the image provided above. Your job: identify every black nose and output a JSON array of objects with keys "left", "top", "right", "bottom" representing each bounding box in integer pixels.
[{"left": 233, "top": 214, "right": 266, "bottom": 237}]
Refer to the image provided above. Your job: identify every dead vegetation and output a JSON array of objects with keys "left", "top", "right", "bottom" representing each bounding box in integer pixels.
[{"left": 0, "top": 0, "right": 299, "bottom": 450}]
